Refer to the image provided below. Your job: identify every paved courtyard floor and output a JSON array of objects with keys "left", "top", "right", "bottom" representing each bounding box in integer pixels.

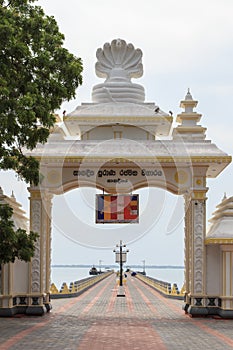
[{"left": 0, "top": 273, "right": 233, "bottom": 349}]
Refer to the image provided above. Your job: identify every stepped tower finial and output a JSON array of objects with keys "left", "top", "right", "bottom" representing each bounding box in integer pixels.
[
  {"left": 172, "top": 90, "right": 206, "bottom": 140},
  {"left": 222, "top": 192, "right": 227, "bottom": 201},
  {"left": 185, "top": 88, "right": 193, "bottom": 101}
]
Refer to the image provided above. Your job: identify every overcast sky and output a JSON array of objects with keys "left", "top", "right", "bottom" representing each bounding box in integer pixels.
[{"left": 1, "top": 0, "right": 233, "bottom": 267}]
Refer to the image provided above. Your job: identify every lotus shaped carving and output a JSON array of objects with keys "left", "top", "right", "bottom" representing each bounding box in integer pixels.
[{"left": 95, "top": 39, "right": 143, "bottom": 82}]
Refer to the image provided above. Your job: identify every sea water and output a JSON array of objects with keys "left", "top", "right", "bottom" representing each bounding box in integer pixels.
[{"left": 51, "top": 266, "right": 184, "bottom": 290}]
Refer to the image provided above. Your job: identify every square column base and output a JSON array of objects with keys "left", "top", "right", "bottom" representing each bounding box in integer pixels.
[
  {"left": 26, "top": 305, "right": 47, "bottom": 316},
  {"left": 117, "top": 286, "right": 125, "bottom": 297}
]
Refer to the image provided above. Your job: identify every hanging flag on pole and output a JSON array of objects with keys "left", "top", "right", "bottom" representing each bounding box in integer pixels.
[{"left": 96, "top": 194, "right": 139, "bottom": 223}]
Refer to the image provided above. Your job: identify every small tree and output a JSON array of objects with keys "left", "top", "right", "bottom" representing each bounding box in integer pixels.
[
  {"left": 0, "top": 0, "right": 83, "bottom": 184},
  {"left": 0, "top": 204, "right": 38, "bottom": 264}
]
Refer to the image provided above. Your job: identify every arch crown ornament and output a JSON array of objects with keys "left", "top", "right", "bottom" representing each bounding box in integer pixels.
[{"left": 92, "top": 38, "right": 145, "bottom": 103}]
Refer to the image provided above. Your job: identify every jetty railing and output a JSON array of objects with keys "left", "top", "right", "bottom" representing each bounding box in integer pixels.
[
  {"left": 50, "top": 271, "right": 113, "bottom": 298},
  {"left": 135, "top": 272, "right": 184, "bottom": 299}
]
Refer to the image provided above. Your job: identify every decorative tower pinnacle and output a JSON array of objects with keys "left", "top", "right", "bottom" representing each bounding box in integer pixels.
[
  {"left": 181, "top": 89, "right": 198, "bottom": 112},
  {"left": 222, "top": 192, "right": 227, "bottom": 201},
  {"left": 172, "top": 90, "right": 206, "bottom": 140}
]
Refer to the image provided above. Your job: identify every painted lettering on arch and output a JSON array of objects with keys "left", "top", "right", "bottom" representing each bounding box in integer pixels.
[{"left": 141, "top": 169, "right": 163, "bottom": 176}]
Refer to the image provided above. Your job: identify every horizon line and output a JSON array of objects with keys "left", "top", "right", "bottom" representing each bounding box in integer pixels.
[{"left": 51, "top": 264, "right": 184, "bottom": 268}]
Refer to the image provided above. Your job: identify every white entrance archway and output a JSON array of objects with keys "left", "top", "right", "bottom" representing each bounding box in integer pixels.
[{"left": 6, "top": 39, "right": 232, "bottom": 316}]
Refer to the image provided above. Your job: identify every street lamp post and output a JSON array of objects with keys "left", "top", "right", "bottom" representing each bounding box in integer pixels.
[
  {"left": 113, "top": 240, "right": 129, "bottom": 296},
  {"left": 119, "top": 243, "right": 123, "bottom": 286}
]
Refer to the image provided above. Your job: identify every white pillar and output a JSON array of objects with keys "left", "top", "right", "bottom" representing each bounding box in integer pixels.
[
  {"left": 27, "top": 188, "right": 53, "bottom": 315},
  {"left": 221, "top": 245, "right": 233, "bottom": 310},
  {"left": 184, "top": 186, "right": 208, "bottom": 316}
]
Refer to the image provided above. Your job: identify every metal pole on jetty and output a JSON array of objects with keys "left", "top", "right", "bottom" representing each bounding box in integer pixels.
[
  {"left": 113, "top": 240, "right": 129, "bottom": 297},
  {"left": 119, "top": 243, "right": 123, "bottom": 286}
]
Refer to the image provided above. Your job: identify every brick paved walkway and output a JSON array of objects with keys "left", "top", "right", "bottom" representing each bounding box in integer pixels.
[{"left": 1, "top": 273, "right": 233, "bottom": 349}]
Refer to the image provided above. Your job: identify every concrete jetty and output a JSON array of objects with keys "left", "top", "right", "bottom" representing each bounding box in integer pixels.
[{"left": 0, "top": 273, "right": 233, "bottom": 350}]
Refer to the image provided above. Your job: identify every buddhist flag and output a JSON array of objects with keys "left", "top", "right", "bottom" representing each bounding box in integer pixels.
[{"left": 96, "top": 194, "right": 139, "bottom": 223}]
